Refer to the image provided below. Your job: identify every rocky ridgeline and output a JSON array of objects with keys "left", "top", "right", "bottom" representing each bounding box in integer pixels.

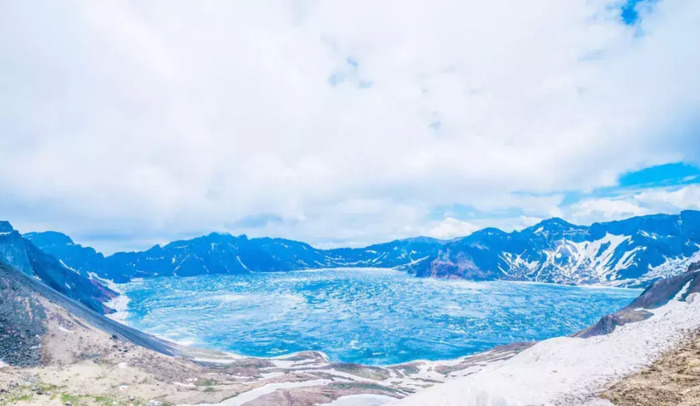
[
  {"left": 24, "top": 210, "right": 700, "bottom": 287},
  {"left": 0, "top": 221, "right": 116, "bottom": 314}
]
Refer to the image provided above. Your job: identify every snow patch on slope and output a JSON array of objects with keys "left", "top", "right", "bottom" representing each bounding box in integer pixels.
[
  {"left": 395, "top": 293, "right": 700, "bottom": 406},
  {"left": 185, "top": 379, "right": 332, "bottom": 406},
  {"left": 500, "top": 233, "right": 635, "bottom": 284},
  {"left": 59, "top": 260, "right": 81, "bottom": 275},
  {"left": 643, "top": 245, "right": 700, "bottom": 283},
  {"left": 323, "top": 394, "right": 397, "bottom": 405},
  {"left": 102, "top": 280, "right": 130, "bottom": 323}
]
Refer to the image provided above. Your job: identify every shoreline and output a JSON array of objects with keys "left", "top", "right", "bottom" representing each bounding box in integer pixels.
[
  {"left": 101, "top": 282, "right": 523, "bottom": 370},
  {"left": 101, "top": 277, "right": 131, "bottom": 323},
  {"left": 101, "top": 269, "right": 639, "bottom": 369},
  {"left": 105, "top": 294, "right": 130, "bottom": 323}
]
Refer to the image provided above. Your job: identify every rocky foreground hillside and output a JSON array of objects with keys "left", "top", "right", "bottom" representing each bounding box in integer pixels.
[{"left": 25, "top": 210, "right": 700, "bottom": 287}]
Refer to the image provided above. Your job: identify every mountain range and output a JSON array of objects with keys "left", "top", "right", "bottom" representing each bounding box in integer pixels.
[{"left": 19, "top": 210, "right": 700, "bottom": 288}]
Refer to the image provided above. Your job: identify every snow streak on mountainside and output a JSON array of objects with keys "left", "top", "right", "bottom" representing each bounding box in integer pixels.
[
  {"left": 0, "top": 222, "right": 117, "bottom": 314},
  {"left": 24, "top": 210, "right": 700, "bottom": 287},
  {"left": 414, "top": 211, "right": 700, "bottom": 287}
]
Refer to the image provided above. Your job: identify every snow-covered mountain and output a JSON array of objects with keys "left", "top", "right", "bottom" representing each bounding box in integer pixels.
[
  {"left": 24, "top": 231, "right": 446, "bottom": 282},
  {"left": 414, "top": 210, "right": 700, "bottom": 287},
  {"left": 23, "top": 210, "right": 700, "bottom": 287}
]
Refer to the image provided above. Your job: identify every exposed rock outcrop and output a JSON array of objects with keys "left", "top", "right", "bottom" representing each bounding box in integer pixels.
[
  {"left": 1, "top": 221, "right": 117, "bottom": 314},
  {"left": 578, "top": 261, "right": 700, "bottom": 338}
]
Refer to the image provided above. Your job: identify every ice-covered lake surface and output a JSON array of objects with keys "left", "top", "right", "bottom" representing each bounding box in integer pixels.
[{"left": 115, "top": 268, "right": 640, "bottom": 365}]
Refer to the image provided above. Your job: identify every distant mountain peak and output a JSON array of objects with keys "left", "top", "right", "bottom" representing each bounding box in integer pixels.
[
  {"left": 529, "top": 217, "right": 578, "bottom": 231},
  {"left": 469, "top": 227, "right": 508, "bottom": 238},
  {"left": 0, "top": 220, "right": 15, "bottom": 233},
  {"left": 23, "top": 230, "right": 75, "bottom": 246}
]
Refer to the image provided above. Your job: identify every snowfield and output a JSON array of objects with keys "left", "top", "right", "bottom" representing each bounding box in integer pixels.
[{"left": 394, "top": 293, "right": 700, "bottom": 406}]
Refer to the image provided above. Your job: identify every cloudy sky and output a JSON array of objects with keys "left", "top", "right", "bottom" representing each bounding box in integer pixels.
[{"left": 1, "top": 0, "right": 699, "bottom": 253}]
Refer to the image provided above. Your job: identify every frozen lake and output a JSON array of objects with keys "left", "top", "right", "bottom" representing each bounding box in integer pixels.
[{"left": 114, "top": 268, "right": 640, "bottom": 365}]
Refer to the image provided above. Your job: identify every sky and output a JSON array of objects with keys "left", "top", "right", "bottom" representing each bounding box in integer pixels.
[{"left": 0, "top": 0, "right": 699, "bottom": 254}]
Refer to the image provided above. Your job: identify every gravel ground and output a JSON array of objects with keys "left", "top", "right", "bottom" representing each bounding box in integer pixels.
[{"left": 602, "top": 331, "right": 700, "bottom": 405}]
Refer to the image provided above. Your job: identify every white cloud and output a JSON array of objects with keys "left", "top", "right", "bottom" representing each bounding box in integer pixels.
[
  {"left": 568, "top": 198, "right": 650, "bottom": 223},
  {"left": 566, "top": 184, "right": 700, "bottom": 225},
  {"left": 426, "top": 218, "right": 480, "bottom": 240},
  {"left": 0, "top": 0, "right": 699, "bottom": 252},
  {"left": 633, "top": 184, "right": 700, "bottom": 211},
  {"left": 519, "top": 216, "right": 546, "bottom": 229}
]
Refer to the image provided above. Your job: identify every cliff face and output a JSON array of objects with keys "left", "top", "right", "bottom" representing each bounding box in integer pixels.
[
  {"left": 0, "top": 221, "right": 117, "bottom": 314},
  {"left": 0, "top": 221, "right": 33, "bottom": 275}
]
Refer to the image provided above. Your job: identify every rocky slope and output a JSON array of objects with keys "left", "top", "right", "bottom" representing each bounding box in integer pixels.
[
  {"left": 578, "top": 261, "right": 700, "bottom": 338},
  {"left": 601, "top": 330, "right": 700, "bottom": 406},
  {"left": 1, "top": 221, "right": 116, "bottom": 314},
  {"left": 0, "top": 262, "right": 183, "bottom": 365},
  {"left": 25, "top": 211, "right": 700, "bottom": 287}
]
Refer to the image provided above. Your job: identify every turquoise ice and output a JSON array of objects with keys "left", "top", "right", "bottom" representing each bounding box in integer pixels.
[{"left": 118, "top": 268, "right": 639, "bottom": 365}]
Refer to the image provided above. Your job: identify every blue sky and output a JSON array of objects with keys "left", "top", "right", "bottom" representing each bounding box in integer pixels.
[
  {"left": 430, "top": 162, "right": 700, "bottom": 229},
  {"left": 617, "top": 162, "right": 700, "bottom": 188},
  {"left": 622, "top": 0, "right": 646, "bottom": 23},
  {"left": 0, "top": 0, "right": 698, "bottom": 253}
]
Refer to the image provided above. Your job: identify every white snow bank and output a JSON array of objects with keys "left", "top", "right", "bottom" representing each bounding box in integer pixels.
[
  {"left": 181, "top": 379, "right": 331, "bottom": 406},
  {"left": 323, "top": 394, "right": 397, "bottom": 405},
  {"left": 57, "top": 325, "right": 74, "bottom": 333},
  {"left": 105, "top": 292, "right": 130, "bottom": 323},
  {"left": 0, "top": 359, "right": 8, "bottom": 368},
  {"left": 191, "top": 356, "right": 240, "bottom": 364},
  {"left": 92, "top": 274, "right": 131, "bottom": 323},
  {"left": 395, "top": 293, "right": 700, "bottom": 406}
]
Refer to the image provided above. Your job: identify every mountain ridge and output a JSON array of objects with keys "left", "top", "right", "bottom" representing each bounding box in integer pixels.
[
  {"left": 22, "top": 210, "right": 700, "bottom": 287},
  {"left": 1, "top": 222, "right": 117, "bottom": 314}
]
